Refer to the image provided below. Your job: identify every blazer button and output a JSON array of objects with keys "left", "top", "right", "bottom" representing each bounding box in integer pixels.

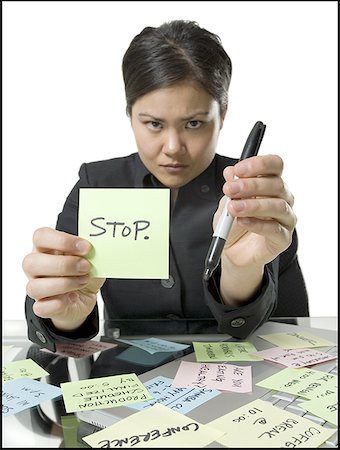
[
  {"left": 230, "top": 318, "right": 246, "bottom": 328},
  {"left": 161, "top": 275, "right": 175, "bottom": 288},
  {"left": 35, "top": 330, "right": 47, "bottom": 343}
]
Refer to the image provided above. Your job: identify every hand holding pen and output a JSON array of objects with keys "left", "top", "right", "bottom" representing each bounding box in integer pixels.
[{"left": 203, "top": 121, "right": 266, "bottom": 280}]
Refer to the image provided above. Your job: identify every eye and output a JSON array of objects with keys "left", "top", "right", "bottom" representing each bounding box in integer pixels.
[
  {"left": 146, "top": 121, "right": 163, "bottom": 130},
  {"left": 186, "top": 120, "right": 202, "bottom": 129}
]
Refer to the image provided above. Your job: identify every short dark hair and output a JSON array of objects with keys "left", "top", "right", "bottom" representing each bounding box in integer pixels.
[{"left": 122, "top": 20, "right": 232, "bottom": 116}]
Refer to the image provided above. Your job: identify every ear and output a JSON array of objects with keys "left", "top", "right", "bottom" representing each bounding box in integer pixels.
[{"left": 219, "top": 103, "right": 228, "bottom": 129}]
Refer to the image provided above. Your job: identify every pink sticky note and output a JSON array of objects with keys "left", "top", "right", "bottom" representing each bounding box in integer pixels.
[
  {"left": 171, "top": 360, "right": 252, "bottom": 393},
  {"left": 42, "top": 340, "right": 117, "bottom": 358},
  {"left": 252, "top": 347, "right": 337, "bottom": 368}
]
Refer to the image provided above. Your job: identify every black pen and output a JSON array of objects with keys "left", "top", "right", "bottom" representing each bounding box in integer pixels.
[{"left": 203, "top": 121, "right": 266, "bottom": 281}]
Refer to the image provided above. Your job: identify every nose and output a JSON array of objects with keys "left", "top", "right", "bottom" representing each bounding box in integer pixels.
[{"left": 163, "top": 129, "right": 185, "bottom": 156}]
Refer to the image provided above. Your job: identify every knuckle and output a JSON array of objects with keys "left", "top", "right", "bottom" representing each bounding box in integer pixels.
[{"left": 22, "top": 253, "right": 33, "bottom": 274}]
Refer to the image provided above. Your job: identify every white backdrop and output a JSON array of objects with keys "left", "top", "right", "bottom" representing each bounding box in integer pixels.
[{"left": 3, "top": 1, "right": 337, "bottom": 322}]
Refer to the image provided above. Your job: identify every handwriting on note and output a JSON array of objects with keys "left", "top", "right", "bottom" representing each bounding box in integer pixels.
[
  {"left": 256, "top": 367, "right": 338, "bottom": 400},
  {"left": 208, "top": 398, "right": 335, "bottom": 448},
  {"left": 257, "top": 332, "right": 336, "bottom": 349},
  {"left": 298, "top": 390, "right": 338, "bottom": 426},
  {"left": 252, "top": 347, "right": 337, "bottom": 368},
  {"left": 2, "top": 358, "right": 49, "bottom": 383},
  {"left": 82, "top": 403, "right": 225, "bottom": 448},
  {"left": 172, "top": 360, "right": 252, "bottom": 393},
  {"left": 2, "top": 378, "right": 62, "bottom": 416},
  {"left": 128, "top": 375, "right": 220, "bottom": 414},
  {"left": 42, "top": 340, "right": 118, "bottom": 358},
  {"left": 193, "top": 341, "right": 262, "bottom": 362},
  {"left": 60, "top": 373, "right": 153, "bottom": 413},
  {"left": 116, "top": 337, "right": 190, "bottom": 354},
  {"left": 78, "top": 188, "right": 170, "bottom": 278}
]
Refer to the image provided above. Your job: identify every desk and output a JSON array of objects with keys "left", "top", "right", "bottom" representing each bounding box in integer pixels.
[{"left": 2, "top": 318, "right": 338, "bottom": 448}]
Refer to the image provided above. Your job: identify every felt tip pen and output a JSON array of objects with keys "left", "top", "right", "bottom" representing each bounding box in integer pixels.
[{"left": 203, "top": 121, "right": 266, "bottom": 281}]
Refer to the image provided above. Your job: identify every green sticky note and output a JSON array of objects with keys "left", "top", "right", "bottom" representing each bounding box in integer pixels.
[
  {"left": 78, "top": 188, "right": 170, "bottom": 278},
  {"left": 2, "top": 358, "right": 49, "bottom": 383},
  {"left": 60, "top": 373, "right": 153, "bottom": 413},
  {"left": 193, "top": 341, "right": 263, "bottom": 362},
  {"left": 298, "top": 390, "right": 338, "bottom": 426}
]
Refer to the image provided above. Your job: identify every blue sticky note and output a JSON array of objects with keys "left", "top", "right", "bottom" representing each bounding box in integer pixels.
[
  {"left": 128, "top": 375, "right": 220, "bottom": 414},
  {"left": 116, "top": 337, "right": 190, "bottom": 354},
  {"left": 2, "top": 377, "right": 62, "bottom": 417}
]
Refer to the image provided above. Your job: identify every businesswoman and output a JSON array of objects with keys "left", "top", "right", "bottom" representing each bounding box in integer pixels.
[{"left": 22, "top": 20, "right": 308, "bottom": 351}]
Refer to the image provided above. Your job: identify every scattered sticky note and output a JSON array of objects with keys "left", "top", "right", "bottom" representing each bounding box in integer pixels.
[
  {"left": 82, "top": 403, "right": 225, "bottom": 448},
  {"left": 298, "top": 391, "right": 338, "bottom": 426},
  {"left": 128, "top": 375, "right": 220, "bottom": 414},
  {"left": 193, "top": 341, "right": 263, "bottom": 362},
  {"left": 2, "top": 378, "right": 62, "bottom": 417},
  {"left": 60, "top": 373, "right": 153, "bottom": 413},
  {"left": 172, "top": 360, "right": 252, "bottom": 393},
  {"left": 116, "top": 337, "right": 190, "bottom": 354},
  {"left": 2, "top": 358, "right": 49, "bottom": 383},
  {"left": 208, "top": 398, "right": 336, "bottom": 448},
  {"left": 78, "top": 188, "right": 170, "bottom": 278},
  {"left": 42, "top": 340, "right": 118, "bottom": 358},
  {"left": 252, "top": 347, "right": 338, "bottom": 368},
  {"left": 257, "top": 331, "right": 336, "bottom": 349},
  {"left": 256, "top": 367, "right": 338, "bottom": 400},
  {"left": 2, "top": 345, "right": 13, "bottom": 353}
]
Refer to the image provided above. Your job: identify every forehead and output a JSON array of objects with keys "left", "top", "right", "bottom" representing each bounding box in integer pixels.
[{"left": 131, "top": 81, "right": 219, "bottom": 117}]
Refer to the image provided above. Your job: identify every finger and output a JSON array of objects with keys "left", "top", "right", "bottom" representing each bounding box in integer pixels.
[
  {"left": 229, "top": 198, "right": 297, "bottom": 229},
  {"left": 236, "top": 217, "right": 293, "bottom": 251},
  {"left": 224, "top": 177, "right": 294, "bottom": 206},
  {"left": 32, "top": 227, "right": 91, "bottom": 256},
  {"left": 26, "top": 276, "right": 90, "bottom": 301},
  {"left": 234, "top": 154, "right": 284, "bottom": 178},
  {"left": 22, "top": 253, "right": 91, "bottom": 279}
]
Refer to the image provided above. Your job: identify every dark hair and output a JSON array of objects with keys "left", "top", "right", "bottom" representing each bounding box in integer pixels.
[{"left": 122, "top": 20, "right": 232, "bottom": 116}]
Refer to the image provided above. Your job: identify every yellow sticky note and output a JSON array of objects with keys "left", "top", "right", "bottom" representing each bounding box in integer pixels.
[
  {"left": 208, "top": 398, "right": 335, "bottom": 448},
  {"left": 78, "top": 188, "right": 170, "bottom": 278},
  {"left": 2, "top": 358, "right": 49, "bottom": 383},
  {"left": 256, "top": 367, "right": 337, "bottom": 400},
  {"left": 82, "top": 403, "right": 225, "bottom": 448},
  {"left": 60, "top": 373, "right": 153, "bottom": 413},
  {"left": 257, "top": 331, "right": 336, "bottom": 349},
  {"left": 193, "top": 341, "right": 263, "bottom": 362},
  {"left": 298, "top": 391, "right": 338, "bottom": 426}
]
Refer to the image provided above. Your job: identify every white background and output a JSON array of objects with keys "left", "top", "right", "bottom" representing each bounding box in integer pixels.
[{"left": 3, "top": 1, "right": 337, "bottom": 322}]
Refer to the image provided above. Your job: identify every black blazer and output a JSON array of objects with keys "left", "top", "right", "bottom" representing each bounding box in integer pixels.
[{"left": 25, "top": 153, "right": 309, "bottom": 351}]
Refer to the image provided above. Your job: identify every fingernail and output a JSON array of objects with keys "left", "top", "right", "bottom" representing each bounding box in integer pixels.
[
  {"left": 232, "top": 200, "right": 246, "bottom": 212},
  {"left": 78, "top": 276, "right": 90, "bottom": 285},
  {"left": 78, "top": 258, "right": 90, "bottom": 273},
  {"left": 228, "top": 181, "right": 240, "bottom": 195},
  {"left": 75, "top": 240, "right": 91, "bottom": 254}
]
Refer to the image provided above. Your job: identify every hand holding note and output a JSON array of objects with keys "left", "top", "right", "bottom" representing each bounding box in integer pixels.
[{"left": 22, "top": 227, "right": 105, "bottom": 332}]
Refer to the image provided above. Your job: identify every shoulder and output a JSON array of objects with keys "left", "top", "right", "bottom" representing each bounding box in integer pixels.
[{"left": 79, "top": 153, "right": 140, "bottom": 186}]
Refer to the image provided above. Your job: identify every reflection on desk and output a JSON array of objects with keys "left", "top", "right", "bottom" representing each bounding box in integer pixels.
[{"left": 2, "top": 318, "right": 338, "bottom": 448}]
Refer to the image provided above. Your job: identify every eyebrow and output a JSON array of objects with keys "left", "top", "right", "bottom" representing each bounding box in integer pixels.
[{"left": 137, "top": 112, "right": 210, "bottom": 121}]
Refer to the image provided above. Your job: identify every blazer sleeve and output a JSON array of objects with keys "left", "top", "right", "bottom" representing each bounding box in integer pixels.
[{"left": 203, "top": 229, "right": 308, "bottom": 339}]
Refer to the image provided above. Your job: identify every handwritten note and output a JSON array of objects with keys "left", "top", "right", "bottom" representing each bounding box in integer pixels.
[
  {"left": 2, "top": 378, "right": 62, "bottom": 417},
  {"left": 252, "top": 347, "right": 337, "bottom": 368},
  {"left": 128, "top": 375, "right": 220, "bottom": 414},
  {"left": 42, "top": 340, "right": 118, "bottom": 358},
  {"left": 208, "top": 398, "right": 335, "bottom": 448},
  {"left": 60, "top": 373, "right": 153, "bottom": 413},
  {"left": 116, "top": 337, "right": 190, "bottom": 354},
  {"left": 2, "top": 358, "right": 49, "bottom": 383},
  {"left": 82, "top": 403, "right": 225, "bottom": 448},
  {"left": 257, "top": 331, "right": 336, "bottom": 349},
  {"left": 193, "top": 341, "right": 263, "bottom": 362},
  {"left": 172, "top": 361, "right": 252, "bottom": 393},
  {"left": 78, "top": 188, "right": 170, "bottom": 278},
  {"left": 298, "top": 391, "right": 338, "bottom": 426},
  {"left": 256, "top": 367, "right": 338, "bottom": 400}
]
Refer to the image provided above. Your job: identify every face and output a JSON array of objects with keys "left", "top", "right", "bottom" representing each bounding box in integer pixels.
[{"left": 130, "top": 81, "right": 225, "bottom": 189}]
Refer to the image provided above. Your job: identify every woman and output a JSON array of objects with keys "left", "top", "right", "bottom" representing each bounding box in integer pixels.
[{"left": 23, "top": 20, "right": 308, "bottom": 351}]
